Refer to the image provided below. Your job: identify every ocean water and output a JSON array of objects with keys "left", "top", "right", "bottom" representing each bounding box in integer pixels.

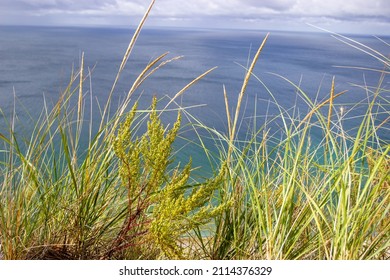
[{"left": 0, "top": 26, "right": 389, "bottom": 170}]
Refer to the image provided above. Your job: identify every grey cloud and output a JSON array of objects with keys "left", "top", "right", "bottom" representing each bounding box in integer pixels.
[
  {"left": 0, "top": 0, "right": 389, "bottom": 33},
  {"left": 1, "top": 0, "right": 113, "bottom": 10},
  {"left": 243, "top": 0, "right": 296, "bottom": 11},
  {"left": 1, "top": 0, "right": 389, "bottom": 18}
]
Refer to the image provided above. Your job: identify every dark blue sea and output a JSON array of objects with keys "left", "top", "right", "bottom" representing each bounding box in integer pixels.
[{"left": 0, "top": 26, "right": 389, "bottom": 170}]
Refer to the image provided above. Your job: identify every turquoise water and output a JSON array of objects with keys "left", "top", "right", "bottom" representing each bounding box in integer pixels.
[{"left": 0, "top": 26, "right": 389, "bottom": 172}]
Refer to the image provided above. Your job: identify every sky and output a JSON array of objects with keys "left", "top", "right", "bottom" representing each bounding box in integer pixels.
[{"left": 0, "top": 0, "right": 389, "bottom": 35}]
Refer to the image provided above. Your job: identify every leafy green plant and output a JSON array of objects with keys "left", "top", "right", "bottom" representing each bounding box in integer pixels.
[{"left": 109, "top": 96, "right": 228, "bottom": 259}]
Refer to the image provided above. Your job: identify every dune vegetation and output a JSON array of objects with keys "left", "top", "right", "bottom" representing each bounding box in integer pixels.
[{"left": 0, "top": 0, "right": 388, "bottom": 260}]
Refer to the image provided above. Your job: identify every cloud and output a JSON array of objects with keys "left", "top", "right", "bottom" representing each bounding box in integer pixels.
[
  {"left": 289, "top": 0, "right": 390, "bottom": 18},
  {"left": 0, "top": 0, "right": 389, "bottom": 33}
]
